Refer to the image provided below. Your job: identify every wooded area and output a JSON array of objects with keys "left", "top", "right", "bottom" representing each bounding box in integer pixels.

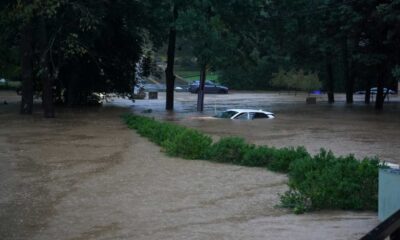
[{"left": 0, "top": 0, "right": 399, "bottom": 116}]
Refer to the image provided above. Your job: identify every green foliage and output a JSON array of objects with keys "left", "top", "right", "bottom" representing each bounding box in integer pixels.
[
  {"left": 4, "top": 0, "right": 400, "bottom": 108},
  {"left": 281, "top": 149, "right": 380, "bottom": 212},
  {"left": 268, "top": 146, "right": 310, "bottom": 173},
  {"left": 298, "top": 71, "right": 321, "bottom": 92},
  {"left": 124, "top": 114, "right": 381, "bottom": 214},
  {"left": 175, "top": 70, "right": 219, "bottom": 82},
  {"left": 2, "top": 0, "right": 147, "bottom": 107},
  {"left": 141, "top": 51, "right": 153, "bottom": 78},
  {"left": 206, "top": 137, "right": 254, "bottom": 164},
  {"left": 123, "top": 114, "right": 183, "bottom": 145},
  {"left": 241, "top": 146, "right": 276, "bottom": 167},
  {"left": 212, "top": 0, "right": 400, "bottom": 94},
  {"left": 164, "top": 129, "right": 212, "bottom": 159},
  {"left": 123, "top": 114, "right": 211, "bottom": 159},
  {"left": 270, "top": 68, "right": 291, "bottom": 90},
  {"left": 392, "top": 65, "right": 400, "bottom": 81},
  {"left": 271, "top": 68, "right": 321, "bottom": 92},
  {"left": 279, "top": 190, "right": 311, "bottom": 214}
]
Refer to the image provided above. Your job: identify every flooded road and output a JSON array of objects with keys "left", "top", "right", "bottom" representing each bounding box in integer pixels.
[
  {"left": 128, "top": 92, "right": 400, "bottom": 165},
  {"left": 1, "top": 90, "right": 397, "bottom": 239}
]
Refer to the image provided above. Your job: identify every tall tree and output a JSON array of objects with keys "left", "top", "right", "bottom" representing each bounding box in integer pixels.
[
  {"left": 165, "top": 4, "right": 178, "bottom": 111},
  {"left": 145, "top": 0, "right": 192, "bottom": 111},
  {"left": 178, "top": 0, "right": 214, "bottom": 112},
  {"left": 349, "top": 0, "right": 394, "bottom": 109},
  {"left": 37, "top": 15, "right": 55, "bottom": 117},
  {"left": 20, "top": 19, "right": 34, "bottom": 114},
  {"left": 326, "top": 51, "right": 335, "bottom": 103},
  {"left": 2, "top": 0, "right": 148, "bottom": 115},
  {"left": 179, "top": 0, "right": 262, "bottom": 111}
]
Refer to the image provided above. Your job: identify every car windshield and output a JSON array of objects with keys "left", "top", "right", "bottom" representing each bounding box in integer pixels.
[
  {"left": 205, "top": 81, "right": 215, "bottom": 85},
  {"left": 215, "top": 110, "right": 238, "bottom": 119},
  {"left": 192, "top": 80, "right": 215, "bottom": 85}
]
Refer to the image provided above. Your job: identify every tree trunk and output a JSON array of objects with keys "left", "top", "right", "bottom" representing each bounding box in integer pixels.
[
  {"left": 343, "top": 36, "right": 353, "bottom": 104},
  {"left": 20, "top": 21, "right": 34, "bottom": 115},
  {"left": 38, "top": 16, "right": 55, "bottom": 118},
  {"left": 165, "top": 5, "right": 177, "bottom": 111},
  {"left": 365, "top": 77, "right": 371, "bottom": 104},
  {"left": 326, "top": 51, "right": 335, "bottom": 103},
  {"left": 375, "top": 65, "right": 385, "bottom": 110},
  {"left": 197, "top": 64, "right": 206, "bottom": 112},
  {"left": 348, "top": 60, "right": 356, "bottom": 103}
]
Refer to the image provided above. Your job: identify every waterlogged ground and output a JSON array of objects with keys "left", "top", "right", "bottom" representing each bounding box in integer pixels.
[{"left": 1, "top": 90, "right": 398, "bottom": 240}]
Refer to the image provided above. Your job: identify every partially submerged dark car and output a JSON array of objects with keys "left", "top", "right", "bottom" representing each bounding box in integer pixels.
[{"left": 188, "top": 80, "right": 228, "bottom": 94}]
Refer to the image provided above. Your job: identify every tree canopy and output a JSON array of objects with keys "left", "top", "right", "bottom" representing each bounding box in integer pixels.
[
  {"left": 0, "top": 0, "right": 399, "bottom": 115},
  {"left": 1, "top": 0, "right": 148, "bottom": 115}
]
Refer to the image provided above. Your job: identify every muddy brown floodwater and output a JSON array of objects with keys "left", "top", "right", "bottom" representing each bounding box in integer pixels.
[{"left": 1, "top": 90, "right": 398, "bottom": 240}]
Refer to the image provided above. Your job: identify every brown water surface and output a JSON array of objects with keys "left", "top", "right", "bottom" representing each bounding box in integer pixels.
[
  {"left": 1, "top": 90, "right": 397, "bottom": 240},
  {"left": 131, "top": 92, "right": 400, "bottom": 164}
]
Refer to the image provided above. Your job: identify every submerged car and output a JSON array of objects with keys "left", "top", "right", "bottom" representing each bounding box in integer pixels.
[
  {"left": 355, "top": 87, "right": 396, "bottom": 95},
  {"left": 215, "top": 109, "right": 275, "bottom": 120},
  {"left": 188, "top": 80, "right": 228, "bottom": 94},
  {"left": 370, "top": 87, "right": 396, "bottom": 94}
]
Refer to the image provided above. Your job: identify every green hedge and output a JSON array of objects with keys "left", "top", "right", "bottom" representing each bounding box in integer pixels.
[
  {"left": 281, "top": 149, "right": 380, "bottom": 213},
  {"left": 267, "top": 146, "right": 310, "bottom": 173},
  {"left": 163, "top": 128, "right": 212, "bottom": 159},
  {"left": 241, "top": 146, "right": 275, "bottom": 167},
  {"left": 124, "top": 115, "right": 211, "bottom": 159},
  {"left": 123, "top": 114, "right": 381, "bottom": 213},
  {"left": 205, "top": 137, "right": 254, "bottom": 164}
]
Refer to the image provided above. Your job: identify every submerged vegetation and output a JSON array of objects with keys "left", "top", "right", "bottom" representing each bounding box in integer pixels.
[{"left": 123, "top": 114, "right": 381, "bottom": 214}]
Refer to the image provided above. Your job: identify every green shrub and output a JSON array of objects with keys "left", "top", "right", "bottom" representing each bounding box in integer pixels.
[
  {"left": 122, "top": 114, "right": 138, "bottom": 128},
  {"left": 164, "top": 128, "right": 212, "bottom": 159},
  {"left": 267, "top": 146, "right": 310, "bottom": 173},
  {"left": 156, "top": 123, "right": 183, "bottom": 145},
  {"left": 279, "top": 190, "right": 312, "bottom": 214},
  {"left": 123, "top": 114, "right": 211, "bottom": 159},
  {"left": 281, "top": 149, "right": 380, "bottom": 212},
  {"left": 123, "top": 115, "right": 183, "bottom": 145},
  {"left": 206, "top": 137, "right": 254, "bottom": 164},
  {"left": 241, "top": 146, "right": 276, "bottom": 167},
  {"left": 123, "top": 114, "right": 380, "bottom": 214},
  {"left": 136, "top": 119, "right": 158, "bottom": 139}
]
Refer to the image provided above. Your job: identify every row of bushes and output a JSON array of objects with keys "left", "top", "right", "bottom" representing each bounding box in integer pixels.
[
  {"left": 124, "top": 114, "right": 308, "bottom": 172},
  {"left": 123, "top": 114, "right": 381, "bottom": 214},
  {"left": 281, "top": 150, "right": 380, "bottom": 213},
  {"left": 124, "top": 114, "right": 212, "bottom": 159}
]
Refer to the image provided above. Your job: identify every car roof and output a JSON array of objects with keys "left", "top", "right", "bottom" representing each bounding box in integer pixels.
[
  {"left": 225, "top": 109, "right": 274, "bottom": 115},
  {"left": 192, "top": 80, "right": 214, "bottom": 82},
  {"left": 370, "top": 87, "right": 391, "bottom": 89}
]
